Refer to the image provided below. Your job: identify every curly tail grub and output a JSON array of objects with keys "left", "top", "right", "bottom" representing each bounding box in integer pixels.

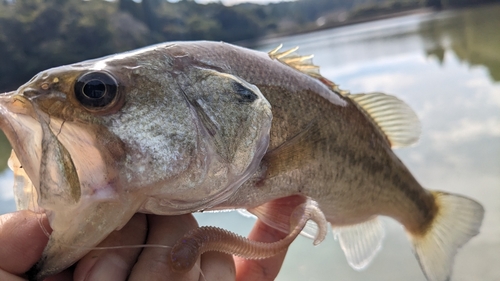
[{"left": 169, "top": 200, "right": 327, "bottom": 272}]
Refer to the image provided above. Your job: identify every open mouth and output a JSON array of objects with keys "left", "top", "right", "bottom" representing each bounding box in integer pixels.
[
  {"left": 8, "top": 150, "right": 41, "bottom": 212},
  {"left": 0, "top": 91, "right": 44, "bottom": 212},
  {"left": 0, "top": 90, "right": 139, "bottom": 279}
]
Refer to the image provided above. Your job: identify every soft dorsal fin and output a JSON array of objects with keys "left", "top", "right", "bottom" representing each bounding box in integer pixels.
[
  {"left": 347, "top": 92, "right": 421, "bottom": 148},
  {"left": 269, "top": 45, "right": 421, "bottom": 148}
]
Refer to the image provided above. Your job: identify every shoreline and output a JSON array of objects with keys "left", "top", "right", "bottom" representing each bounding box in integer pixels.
[{"left": 236, "top": 7, "right": 436, "bottom": 47}]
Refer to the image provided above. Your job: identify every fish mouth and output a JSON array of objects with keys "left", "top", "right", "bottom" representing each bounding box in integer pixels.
[
  {"left": 0, "top": 91, "right": 141, "bottom": 280},
  {"left": 0, "top": 91, "right": 43, "bottom": 209}
]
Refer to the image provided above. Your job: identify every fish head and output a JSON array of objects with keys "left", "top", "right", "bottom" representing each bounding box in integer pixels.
[
  {"left": 0, "top": 43, "right": 272, "bottom": 279},
  {"left": 0, "top": 62, "right": 140, "bottom": 278}
]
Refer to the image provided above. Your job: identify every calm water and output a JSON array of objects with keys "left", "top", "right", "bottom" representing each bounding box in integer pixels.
[{"left": 1, "top": 4, "right": 499, "bottom": 281}]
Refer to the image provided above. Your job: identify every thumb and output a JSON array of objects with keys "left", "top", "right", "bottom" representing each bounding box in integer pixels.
[{"left": 0, "top": 210, "right": 51, "bottom": 275}]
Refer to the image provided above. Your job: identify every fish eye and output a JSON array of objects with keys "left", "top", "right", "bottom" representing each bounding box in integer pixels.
[{"left": 74, "top": 72, "right": 118, "bottom": 109}]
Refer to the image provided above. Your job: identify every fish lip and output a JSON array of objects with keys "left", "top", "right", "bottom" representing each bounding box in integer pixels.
[
  {"left": 26, "top": 198, "right": 142, "bottom": 280},
  {"left": 14, "top": 116, "right": 136, "bottom": 277},
  {"left": 1, "top": 91, "right": 86, "bottom": 278},
  {"left": 0, "top": 91, "right": 42, "bottom": 196},
  {"left": 0, "top": 92, "right": 46, "bottom": 279},
  {"left": 1, "top": 89, "right": 138, "bottom": 278}
]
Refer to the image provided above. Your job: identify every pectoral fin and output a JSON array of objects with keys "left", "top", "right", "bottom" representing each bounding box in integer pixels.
[
  {"left": 263, "top": 121, "right": 323, "bottom": 179},
  {"left": 237, "top": 207, "right": 321, "bottom": 241},
  {"left": 247, "top": 195, "right": 328, "bottom": 245}
]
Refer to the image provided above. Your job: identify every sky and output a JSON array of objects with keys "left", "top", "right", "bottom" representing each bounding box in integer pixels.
[
  {"left": 194, "top": 0, "right": 291, "bottom": 6},
  {"left": 0, "top": 9, "right": 499, "bottom": 280}
]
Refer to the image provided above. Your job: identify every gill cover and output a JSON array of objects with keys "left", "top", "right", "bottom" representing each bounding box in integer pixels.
[{"left": 139, "top": 66, "right": 273, "bottom": 213}]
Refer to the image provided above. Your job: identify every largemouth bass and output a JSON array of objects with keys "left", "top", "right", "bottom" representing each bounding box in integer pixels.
[{"left": 0, "top": 41, "right": 483, "bottom": 281}]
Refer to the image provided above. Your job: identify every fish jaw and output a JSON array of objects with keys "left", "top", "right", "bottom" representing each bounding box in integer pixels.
[
  {"left": 0, "top": 43, "right": 274, "bottom": 277},
  {"left": 0, "top": 90, "right": 144, "bottom": 279},
  {"left": 32, "top": 119, "right": 143, "bottom": 278},
  {"left": 27, "top": 118, "right": 142, "bottom": 280},
  {"left": 28, "top": 198, "right": 141, "bottom": 280}
]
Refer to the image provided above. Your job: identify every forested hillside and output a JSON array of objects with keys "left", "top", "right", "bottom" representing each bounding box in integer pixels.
[{"left": 0, "top": 0, "right": 497, "bottom": 92}]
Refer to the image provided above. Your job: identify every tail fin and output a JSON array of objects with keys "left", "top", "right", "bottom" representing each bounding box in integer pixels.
[{"left": 409, "top": 191, "right": 484, "bottom": 281}]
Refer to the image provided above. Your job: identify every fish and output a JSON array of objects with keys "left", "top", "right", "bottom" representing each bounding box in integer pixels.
[{"left": 0, "top": 41, "right": 484, "bottom": 281}]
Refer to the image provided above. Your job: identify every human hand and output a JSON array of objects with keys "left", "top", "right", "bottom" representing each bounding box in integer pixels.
[{"left": 0, "top": 211, "right": 289, "bottom": 281}]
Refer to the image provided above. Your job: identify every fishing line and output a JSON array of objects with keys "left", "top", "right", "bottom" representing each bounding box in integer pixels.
[
  {"left": 36, "top": 212, "right": 50, "bottom": 239},
  {"left": 28, "top": 192, "right": 208, "bottom": 275},
  {"left": 31, "top": 239, "right": 207, "bottom": 280},
  {"left": 24, "top": 164, "right": 51, "bottom": 239},
  {"left": 64, "top": 244, "right": 207, "bottom": 281},
  {"left": 22, "top": 98, "right": 208, "bottom": 279},
  {"left": 32, "top": 189, "right": 51, "bottom": 239},
  {"left": 61, "top": 244, "right": 174, "bottom": 251}
]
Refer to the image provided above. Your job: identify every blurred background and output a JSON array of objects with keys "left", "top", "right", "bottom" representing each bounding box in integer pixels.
[{"left": 0, "top": 0, "right": 499, "bottom": 280}]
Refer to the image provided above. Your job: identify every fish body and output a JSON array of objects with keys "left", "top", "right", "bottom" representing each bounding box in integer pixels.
[{"left": 0, "top": 41, "right": 483, "bottom": 281}]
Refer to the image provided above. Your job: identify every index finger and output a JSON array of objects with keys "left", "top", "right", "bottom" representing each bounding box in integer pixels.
[{"left": 234, "top": 219, "right": 288, "bottom": 281}]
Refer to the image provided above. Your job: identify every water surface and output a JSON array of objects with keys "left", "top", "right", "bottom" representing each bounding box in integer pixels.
[{"left": 0, "top": 4, "right": 499, "bottom": 281}]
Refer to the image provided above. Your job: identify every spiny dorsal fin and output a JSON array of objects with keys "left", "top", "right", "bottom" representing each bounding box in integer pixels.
[
  {"left": 347, "top": 92, "right": 421, "bottom": 148},
  {"left": 269, "top": 45, "right": 420, "bottom": 148},
  {"left": 269, "top": 44, "right": 320, "bottom": 77},
  {"left": 268, "top": 44, "right": 350, "bottom": 96}
]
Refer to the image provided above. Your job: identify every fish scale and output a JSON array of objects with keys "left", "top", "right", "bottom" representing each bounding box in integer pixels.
[{"left": 0, "top": 41, "right": 484, "bottom": 281}]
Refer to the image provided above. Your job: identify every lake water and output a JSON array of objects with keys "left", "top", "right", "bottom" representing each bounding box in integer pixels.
[{"left": 0, "top": 4, "right": 499, "bottom": 281}]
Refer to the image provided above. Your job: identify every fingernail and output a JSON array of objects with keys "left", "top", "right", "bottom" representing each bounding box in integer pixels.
[{"left": 85, "top": 254, "right": 129, "bottom": 281}]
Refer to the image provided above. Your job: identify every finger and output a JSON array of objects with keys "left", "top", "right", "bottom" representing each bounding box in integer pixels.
[
  {"left": 129, "top": 214, "right": 201, "bottom": 281},
  {"left": 199, "top": 251, "right": 235, "bottom": 281},
  {"left": 73, "top": 213, "right": 147, "bottom": 281},
  {"left": 0, "top": 269, "right": 26, "bottom": 281},
  {"left": 0, "top": 211, "right": 51, "bottom": 275},
  {"left": 234, "top": 219, "right": 288, "bottom": 281}
]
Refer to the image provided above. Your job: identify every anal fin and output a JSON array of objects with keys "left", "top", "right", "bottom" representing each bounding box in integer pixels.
[{"left": 333, "top": 217, "right": 385, "bottom": 270}]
